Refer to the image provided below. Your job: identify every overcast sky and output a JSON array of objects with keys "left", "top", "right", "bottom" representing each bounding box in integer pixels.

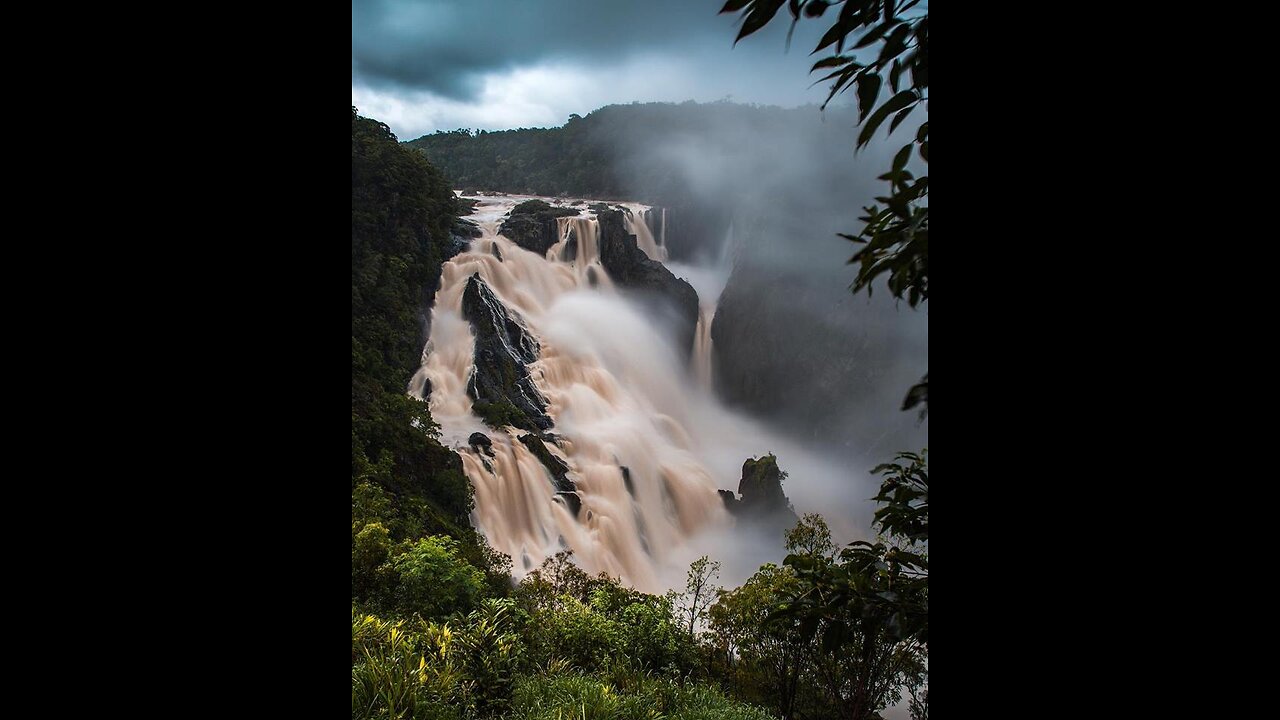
[{"left": 352, "top": 0, "right": 847, "bottom": 140}]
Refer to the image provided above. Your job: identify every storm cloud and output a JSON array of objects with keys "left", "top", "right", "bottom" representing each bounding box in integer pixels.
[{"left": 352, "top": 0, "right": 849, "bottom": 138}]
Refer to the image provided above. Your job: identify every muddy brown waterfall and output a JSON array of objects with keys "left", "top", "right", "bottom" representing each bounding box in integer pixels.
[{"left": 412, "top": 193, "right": 866, "bottom": 592}]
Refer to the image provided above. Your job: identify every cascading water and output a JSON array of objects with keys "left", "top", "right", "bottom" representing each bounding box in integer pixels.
[
  {"left": 623, "top": 205, "right": 666, "bottom": 262},
  {"left": 413, "top": 195, "right": 866, "bottom": 592}
]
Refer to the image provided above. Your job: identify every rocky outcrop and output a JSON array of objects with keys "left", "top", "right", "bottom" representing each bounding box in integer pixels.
[
  {"left": 717, "top": 489, "right": 737, "bottom": 511},
  {"left": 518, "top": 433, "right": 582, "bottom": 518},
  {"left": 646, "top": 198, "right": 733, "bottom": 264},
  {"left": 557, "top": 491, "right": 582, "bottom": 517},
  {"left": 498, "top": 199, "right": 577, "bottom": 255},
  {"left": 461, "top": 273, "right": 552, "bottom": 432},
  {"left": 562, "top": 231, "right": 578, "bottom": 262},
  {"left": 517, "top": 433, "right": 572, "bottom": 492},
  {"left": 737, "top": 454, "right": 792, "bottom": 513},
  {"left": 452, "top": 217, "right": 482, "bottom": 238},
  {"left": 596, "top": 208, "right": 700, "bottom": 356},
  {"left": 620, "top": 466, "right": 634, "bottom": 496},
  {"left": 468, "top": 432, "right": 493, "bottom": 455},
  {"left": 720, "top": 454, "right": 798, "bottom": 534}
]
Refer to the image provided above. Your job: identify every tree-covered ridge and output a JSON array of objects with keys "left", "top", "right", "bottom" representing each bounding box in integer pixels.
[
  {"left": 404, "top": 101, "right": 852, "bottom": 204},
  {"left": 351, "top": 107, "right": 499, "bottom": 579}
]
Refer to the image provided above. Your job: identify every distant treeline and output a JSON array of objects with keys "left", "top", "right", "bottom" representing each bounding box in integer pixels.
[{"left": 404, "top": 100, "right": 854, "bottom": 204}]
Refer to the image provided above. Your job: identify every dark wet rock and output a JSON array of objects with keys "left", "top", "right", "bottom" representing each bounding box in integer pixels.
[
  {"left": 491, "top": 243, "right": 503, "bottom": 261},
  {"left": 596, "top": 208, "right": 699, "bottom": 356},
  {"left": 709, "top": 255, "right": 931, "bottom": 453},
  {"left": 737, "top": 454, "right": 791, "bottom": 512},
  {"left": 444, "top": 231, "right": 472, "bottom": 259},
  {"left": 468, "top": 432, "right": 493, "bottom": 456},
  {"left": 562, "top": 230, "right": 578, "bottom": 262},
  {"left": 634, "top": 506, "right": 650, "bottom": 555},
  {"left": 718, "top": 489, "right": 738, "bottom": 512},
  {"left": 499, "top": 199, "right": 577, "bottom": 255},
  {"left": 518, "top": 433, "right": 574, "bottom": 492},
  {"left": 620, "top": 466, "right": 634, "bottom": 496},
  {"left": 556, "top": 490, "right": 583, "bottom": 517},
  {"left": 461, "top": 273, "right": 551, "bottom": 432},
  {"left": 648, "top": 198, "right": 733, "bottom": 264},
  {"left": 720, "top": 454, "right": 798, "bottom": 533}
]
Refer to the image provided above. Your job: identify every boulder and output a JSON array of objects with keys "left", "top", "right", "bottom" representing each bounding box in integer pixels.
[{"left": 468, "top": 432, "right": 493, "bottom": 456}]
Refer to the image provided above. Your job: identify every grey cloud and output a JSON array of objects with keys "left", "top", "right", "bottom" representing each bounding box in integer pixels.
[{"left": 352, "top": 0, "right": 830, "bottom": 100}]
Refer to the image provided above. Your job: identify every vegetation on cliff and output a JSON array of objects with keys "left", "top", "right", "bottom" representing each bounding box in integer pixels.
[{"left": 353, "top": 101, "right": 927, "bottom": 719}]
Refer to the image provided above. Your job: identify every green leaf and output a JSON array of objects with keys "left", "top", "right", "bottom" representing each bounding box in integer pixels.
[
  {"left": 889, "top": 107, "right": 913, "bottom": 135},
  {"left": 916, "top": 121, "right": 928, "bottom": 142},
  {"left": 804, "top": 0, "right": 828, "bottom": 17},
  {"left": 877, "top": 23, "right": 912, "bottom": 64},
  {"left": 890, "top": 59, "right": 903, "bottom": 93},
  {"left": 719, "top": 0, "right": 752, "bottom": 13},
  {"left": 854, "top": 19, "right": 900, "bottom": 49},
  {"left": 813, "top": 17, "right": 854, "bottom": 55},
  {"left": 811, "top": 55, "right": 854, "bottom": 71},
  {"left": 896, "top": 143, "right": 916, "bottom": 170},
  {"left": 919, "top": 141, "right": 928, "bottom": 162},
  {"left": 857, "top": 91, "right": 917, "bottom": 148},
  {"left": 735, "top": 0, "right": 787, "bottom": 44},
  {"left": 856, "top": 73, "right": 882, "bottom": 122}
]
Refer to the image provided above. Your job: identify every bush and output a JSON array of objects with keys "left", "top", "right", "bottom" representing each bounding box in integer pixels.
[{"left": 391, "top": 536, "right": 486, "bottom": 619}]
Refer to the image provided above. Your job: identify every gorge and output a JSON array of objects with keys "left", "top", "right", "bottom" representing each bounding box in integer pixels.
[{"left": 410, "top": 191, "right": 883, "bottom": 591}]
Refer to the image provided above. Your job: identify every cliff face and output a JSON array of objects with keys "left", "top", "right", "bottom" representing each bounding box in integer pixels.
[
  {"left": 650, "top": 198, "right": 733, "bottom": 265},
  {"left": 710, "top": 254, "right": 928, "bottom": 456},
  {"left": 596, "top": 208, "right": 700, "bottom": 357},
  {"left": 498, "top": 199, "right": 577, "bottom": 255}
]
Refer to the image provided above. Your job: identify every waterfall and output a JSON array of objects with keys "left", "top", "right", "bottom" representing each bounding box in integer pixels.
[
  {"left": 414, "top": 194, "right": 864, "bottom": 592},
  {"left": 693, "top": 307, "right": 714, "bottom": 389},
  {"left": 623, "top": 205, "right": 666, "bottom": 262}
]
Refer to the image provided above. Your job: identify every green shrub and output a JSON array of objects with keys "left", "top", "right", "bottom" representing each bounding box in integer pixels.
[{"left": 391, "top": 536, "right": 486, "bottom": 619}]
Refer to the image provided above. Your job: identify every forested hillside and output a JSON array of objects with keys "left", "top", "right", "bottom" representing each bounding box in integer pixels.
[
  {"left": 353, "top": 105, "right": 927, "bottom": 720},
  {"left": 407, "top": 101, "right": 835, "bottom": 201}
]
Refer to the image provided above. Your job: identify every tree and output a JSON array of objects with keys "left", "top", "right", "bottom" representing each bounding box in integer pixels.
[
  {"left": 673, "top": 555, "right": 722, "bottom": 639},
  {"left": 709, "top": 563, "right": 807, "bottom": 719},
  {"left": 785, "top": 513, "right": 838, "bottom": 559},
  {"left": 767, "top": 453, "right": 929, "bottom": 719},
  {"left": 390, "top": 535, "right": 486, "bottom": 619},
  {"left": 721, "top": 0, "right": 929, "bottom": 413}
]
